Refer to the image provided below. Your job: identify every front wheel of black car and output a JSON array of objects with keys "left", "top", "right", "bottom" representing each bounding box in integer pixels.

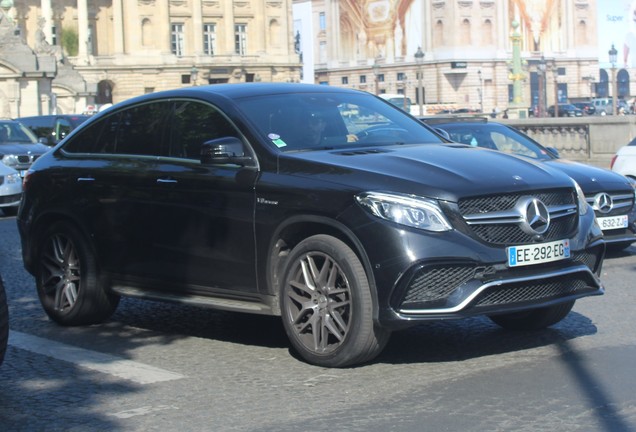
[
  {"left": 280, "top": 235, "right": 390, "bottom": 367},
  {"left": 0, "top": 276, "right": 8, "bottom": 366},
  {"left": 488, "top": 301, "right": 575, "bottom": 331},
  {"left": 36, "top": 221, "right": 119, "bottom": 326}
]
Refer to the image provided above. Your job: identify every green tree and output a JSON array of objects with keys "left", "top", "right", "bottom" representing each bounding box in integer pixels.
[{"left": 61, "top": 27, "right": 79, "bottom": 57}]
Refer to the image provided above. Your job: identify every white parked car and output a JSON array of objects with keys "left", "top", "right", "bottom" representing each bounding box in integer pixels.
[
  {"left": 611, "top": 137, "right": 636, "bottom": 182},
  {"left": 0, "top": 162, "right": 22, "bottom": 216}
]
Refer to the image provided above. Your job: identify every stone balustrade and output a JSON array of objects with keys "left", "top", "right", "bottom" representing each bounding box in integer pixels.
[{"left": 500, "top": 116, "right": 636, "bottom": 169}]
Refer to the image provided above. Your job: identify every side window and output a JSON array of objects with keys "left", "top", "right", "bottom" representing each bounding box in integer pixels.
[
  {"left": 114, "top": 102, "right": 171, "bottom": 156},
  {"left": 62, "top": 113, "right": 118, "bottom": 154},
  {"left": 63, "top": 102, "right": 171, "bottom": 155},
  {"left": 169, "top": 101, "right": 239, "bottom": 159},
  {"left": 55, "top": 119, "right": 73, "bottom": 142}
]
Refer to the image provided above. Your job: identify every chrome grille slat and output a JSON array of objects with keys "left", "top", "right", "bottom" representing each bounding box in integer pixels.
[{"left": 458, "top": 190, "right": 578, "bottom": 245}]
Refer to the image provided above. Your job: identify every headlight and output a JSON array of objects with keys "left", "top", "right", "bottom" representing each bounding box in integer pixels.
[
  {"left": 573, "top": 181, "right": 588, "bottom": 216},
  {"left": 1, "top": 154, "right": 19, "bottom": 168},
  {"left": 356, "top": 191, "right": 452, "bottom": 232},
  {"left": 5, "top": 172, "right": 20, "bottom": 184}
]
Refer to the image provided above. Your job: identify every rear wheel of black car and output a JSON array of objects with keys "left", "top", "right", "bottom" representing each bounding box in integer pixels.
[
  {"left": 36, "top": 221, "right": 119, "bottom": 326},
  {"left": 0, "top": 276, "right": 8, "bottom": 366},
  {"left": 488, "top": 300, "right": 575, "bottom": 331},
  {"left": 280, "top": 235, "right": 390, "bottom": 367}
]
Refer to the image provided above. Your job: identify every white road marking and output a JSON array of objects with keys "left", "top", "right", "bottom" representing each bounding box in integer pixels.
[
  {"left": 111, "top": 405, "right": 180, "bottom": 419},
  {"left": 9, "top": 330, "right": 186, "bottom": 385}
]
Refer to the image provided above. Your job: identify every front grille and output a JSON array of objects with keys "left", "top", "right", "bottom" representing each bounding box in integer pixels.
[
  {"left": 458, "top": 189, "right": 578, "bottom": 245},
  {"left": 470, "top": 217, "right": 577, "bottom": 244},
  {"left": 402, "top": 264, "right": 490, "bottom": 305},
  {"left": 571, "top": 250, "right": 599, "bottom": 272},
  {"left": 459, "top": 190, "right": 575, "bottom": 215},
  {"left": 17, "top": 155, "right": 33, "bottom": 163},
  {"left": 586, "top": 191, "right": 635, "bottom": 217},
  {"left": 473, "top": 275, "right": 591, "bottom": 308},
  {"left": 0, "top": 193, "right": 21, "bottom": 204}
]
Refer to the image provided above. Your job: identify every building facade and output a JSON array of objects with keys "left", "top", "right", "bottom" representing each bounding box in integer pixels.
[
  {"left": 0, "top": 0, "right": 301, "bottom": 117},
  {"left": 294, "top": 0, "right": 611, "bottom": 116}
]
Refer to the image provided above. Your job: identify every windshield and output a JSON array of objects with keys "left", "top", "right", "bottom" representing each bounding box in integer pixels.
[
  {"left": 437, "top": 123, "right": 554, "bottom": 161},
  {"left": 236, "top": 91, "right": 443, "bottom": 152},
  {"left": 0, "top": 121, "right": 39, "bottom": 144}
]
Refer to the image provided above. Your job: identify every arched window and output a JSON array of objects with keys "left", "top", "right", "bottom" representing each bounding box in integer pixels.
[
  {"left": 577, "top": 20, "right": 587, "bottom": 45},
  {"left": 96, "top": 81, "right": 114, "bottom": 105},
  {"left": 461, "top": 19, "right": 471, "bottom": 45},
  {"left": 618, "top": 69, "right": 630, "bottom": 98},
  {"left": 340, "top": 18, "right": 354, "bottom": 60},
  {"left": 269, "top": 19, "right": 281, "bottom": 48},
  {"left": 142, "top": 18, "right": 152, "bottom": 47},
  {"left": 597, "top": 69, "right": 609, "bottom": 98},
  {"left": 483, "top": 19, "right": 493, "bottom": 45},
  {"left": 434, "top": 20, "right": 444, "bottom": 46}
]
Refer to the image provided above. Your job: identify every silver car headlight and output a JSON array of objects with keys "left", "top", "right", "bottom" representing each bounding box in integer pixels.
[
  {"left": 1, "top": 154, "right": 19, "bottom": 168},
  {"left": 5, "top": 172, "right": 20, "bottom": 184},
  {"left": 356, "top": 191, "right": 452, "bottom": 232},
  {"left": 573, "top": 181, "right": 588, "bottom": 216}
]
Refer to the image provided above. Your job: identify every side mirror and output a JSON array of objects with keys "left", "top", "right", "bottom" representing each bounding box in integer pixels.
[
  {"left": 38, "top": 137, "right": 49, "bottom": 145},
  {"left": 200, "top": 136, "right": 252, "bottom": 166},
  {"left": 546, "top": 147, "right": 560, "bottom": 158}
]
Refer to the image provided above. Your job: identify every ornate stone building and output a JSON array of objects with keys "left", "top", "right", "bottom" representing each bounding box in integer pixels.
[
  {"left": 0, "top": 0, "right": 301, "bottom": 117},
  {"left": 295, "top": 0, "right": 604, "bottom": 116}
]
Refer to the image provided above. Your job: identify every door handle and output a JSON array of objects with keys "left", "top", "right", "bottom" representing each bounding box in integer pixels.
[{"left": 156, "top": 178, "right": 178, "bottom": 184}]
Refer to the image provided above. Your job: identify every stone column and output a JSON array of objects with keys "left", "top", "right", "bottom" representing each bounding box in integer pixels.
[
  {"left": 77, "top": 0, "right": 88, "bottom": 60},
  {"left": 157, "top": 0, "right": 171, "bottom": 54},
  {"left": 40, "top": 0, "right": 52, "bottom": 43},
  {"left": 112, "top": 0, "right": 124, "bottom": 54},
  {"left": 223, "top": 0, "right": 235, "bottom": 55},
  {"left": 192, "top": 0, "right": 203, "bottom": 55}
]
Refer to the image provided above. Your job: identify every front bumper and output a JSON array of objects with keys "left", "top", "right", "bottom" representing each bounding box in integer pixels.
[{"left": 349, "top": 205, "right": 604, "bottom": 330}]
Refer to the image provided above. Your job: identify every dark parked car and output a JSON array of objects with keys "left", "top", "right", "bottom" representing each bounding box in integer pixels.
[
  {"left": 18, "top": 84, "right": 605, "bottom": 367},
  {"left": 18, "top": 114, "right": 90, "bottom": 146},
  {"left": 572, "top": 102, "right": 596, "bottom": 115},
  {"left": 0, "top": 119, "right": 51, "bottom": 177},
  {"left": 0, "top": 275, "right": 8, "bottom": 366},
  {"left": 421, "top": 116, "right": 636, "bottom": 249},
  {"left": 547, "top": 104, "right": 583, "bottom": 117}
]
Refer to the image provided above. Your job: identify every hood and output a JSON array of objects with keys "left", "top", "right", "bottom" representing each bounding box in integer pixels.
[
  {"left": 0, "top": 142, "right": 50, "bottom": 156},
  {"left": 544, "top": 159, "right": 633, "bottom": 194},
  {"left": 280, "top": 143, "right": 575, "bottom": 202}
]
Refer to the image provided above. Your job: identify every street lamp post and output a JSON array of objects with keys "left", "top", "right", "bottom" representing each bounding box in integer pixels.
[
  {"left": 415, "top": 46, "right": 424, "bottom": 116},
  {"left": 609, "top": 44, "right": 618, "bottom": 115},
  {"left": 477, "top": 69, "right": 483, "bottom": 113},
  {"left": 372, "top": 58, "right": 380, "bottom": 95},
  {"left": 552, "top": 60, "right": 559, "bottom": 117},
  {"left": 538, "top": 56, "right": 546, "bottom": 117},
  {"left": 190, "top": 66, "right": 199, "bottom": 86}
]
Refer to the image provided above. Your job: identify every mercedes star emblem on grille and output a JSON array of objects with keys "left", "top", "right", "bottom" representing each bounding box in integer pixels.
[
  {"left": 519, "top": 197, "right": 550, "bottom": 235},
  {"left": 593, "top": 192, "right": 613, "bottom": 214}
]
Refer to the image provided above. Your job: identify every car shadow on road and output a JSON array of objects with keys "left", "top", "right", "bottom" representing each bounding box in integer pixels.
[{"left": 377, "top": 311, "right": 597, "bottom": 364}]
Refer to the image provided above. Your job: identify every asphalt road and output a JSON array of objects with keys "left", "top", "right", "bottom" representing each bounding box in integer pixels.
[{"left": 0, "top": 215, "right": 635, "bottom": 432}]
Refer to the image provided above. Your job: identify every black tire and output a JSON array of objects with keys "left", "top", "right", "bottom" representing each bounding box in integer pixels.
[
  {"left": 489, "top": 301, "right": 575, "bottom": 331},
  {"left": 0, "top": 276, "right": 8, "bottom": 366},
  {"left": 280, "top": 234, "right": 390, "bottom": 367},
  {"left": 35, "top": 221, "right": 119, "bottom": 326}
]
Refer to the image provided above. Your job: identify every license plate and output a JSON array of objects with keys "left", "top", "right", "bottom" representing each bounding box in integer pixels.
[
  {"left": 507, "top": 239, "right": 570, "bottom": 267},
  {"left": 597, "top": 215, "right": 628, "bottom": 231}
]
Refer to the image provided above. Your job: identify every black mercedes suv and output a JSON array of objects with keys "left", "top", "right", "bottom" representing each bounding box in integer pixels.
[{"left": 17, "top": 84, "right": 605, "bottom": 367}]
